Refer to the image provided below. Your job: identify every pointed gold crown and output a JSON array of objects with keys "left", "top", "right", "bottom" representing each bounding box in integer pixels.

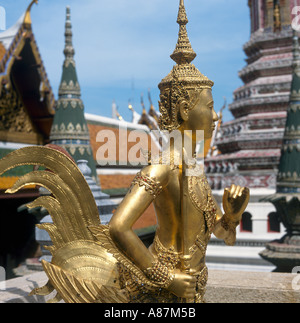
[
  {"left": 158, "top": 0, "right": 214, "bottom": 131},
  {"left": 158, "top": 0, "right": 214, "bottom": 92}
]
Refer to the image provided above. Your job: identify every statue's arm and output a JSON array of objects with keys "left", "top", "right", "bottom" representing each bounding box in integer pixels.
[
  {"left": 213, "top": 185, "right": 250, "bottom": 246},
  {"left": 109, "top": 165, "right": 169, "bottom": 271}
]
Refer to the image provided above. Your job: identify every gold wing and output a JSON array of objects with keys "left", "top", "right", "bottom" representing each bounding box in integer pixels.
[{"left": 0, "top": 146, "right": 130, "bottom": 303}]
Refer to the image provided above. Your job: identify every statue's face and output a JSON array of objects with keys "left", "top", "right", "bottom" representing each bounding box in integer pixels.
[{"left": 183, "top": 89, "right": 219, "bottom": 140}]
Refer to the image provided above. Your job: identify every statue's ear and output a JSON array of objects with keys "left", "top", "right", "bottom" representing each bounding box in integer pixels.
[{"left": 179, "top": 100, "right": 189, "bottom": 121}]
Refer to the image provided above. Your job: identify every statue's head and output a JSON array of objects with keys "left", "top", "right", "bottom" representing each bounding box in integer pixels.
[{"left": 158, "top": 0, "right": 216, "bottom": 136}]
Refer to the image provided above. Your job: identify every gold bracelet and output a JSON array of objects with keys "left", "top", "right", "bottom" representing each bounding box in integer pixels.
[{"left": 144, "top": 260, "right": 175, "bottom": 289}]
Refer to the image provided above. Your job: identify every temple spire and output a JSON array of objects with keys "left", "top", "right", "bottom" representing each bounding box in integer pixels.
[
  {"left": 50, "top": 6, "right": 98, "bottom": 182},
  {"left": 170, "top": 0, "right": 197, "bottom": 65},
  {"left": 58, "top": 7, "right": 80, "bottom": 98},
  {"left": 276, "top": 31, "right": 300, "bottom": 193},
  {"left": 64, "top": 6, "right": 75, "bottom": 61}
]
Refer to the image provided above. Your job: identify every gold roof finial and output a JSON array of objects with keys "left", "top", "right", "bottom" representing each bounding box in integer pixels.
[
  {"left": 141, "top": 93, "right": 148, "bottom": 115},
  {"left": 24, "top": 0, "right": 38, "bottom": 25},
  {"left": 170, "top": 0, "right": 196, "bottom": 65},
  {"left": 148, "top": 88, "right": 154, "bottom": 108},
  {"left": 116, "top": 112, "right": 123, "bottom": 121},
  {"left": 128, "top": 102, "right": 134, "bottom": 111}
]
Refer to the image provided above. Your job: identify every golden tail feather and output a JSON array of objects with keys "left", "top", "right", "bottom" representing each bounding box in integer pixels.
[
  {"left": 0, "top": 146, "right": 100, "bottom": 239},
  {"left": 0, "top": 146, "right": 131, "bottom": 303}
]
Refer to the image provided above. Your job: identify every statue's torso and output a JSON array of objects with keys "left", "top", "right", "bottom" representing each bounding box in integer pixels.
[{"left": 150, "top": 167, "right": 215, "bottom": 273}]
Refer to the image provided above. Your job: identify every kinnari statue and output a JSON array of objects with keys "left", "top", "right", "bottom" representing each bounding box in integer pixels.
[{"left": 0, "top": 0, "right": 249, "bottom": 303}]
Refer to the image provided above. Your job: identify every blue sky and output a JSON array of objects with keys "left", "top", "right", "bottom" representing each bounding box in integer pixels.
[{"left": 2, "top": 0, "right": 250, "bottom": 123}]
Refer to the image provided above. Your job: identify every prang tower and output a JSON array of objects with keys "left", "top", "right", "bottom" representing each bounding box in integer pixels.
[{"left": 206, "top": 0, "right": 300, "bottom": 192}]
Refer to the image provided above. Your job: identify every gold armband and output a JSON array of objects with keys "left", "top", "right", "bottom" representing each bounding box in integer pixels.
[
  {"left": 144, "top": 261, "right": 175, "bottom": 289},
  {"left": 131, "top": 172, "right": 163, "bottom": 198}
]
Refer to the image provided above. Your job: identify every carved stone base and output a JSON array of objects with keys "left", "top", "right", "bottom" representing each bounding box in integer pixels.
[{"left": 259, "top": 234, "right": 300, "bottom": 272}]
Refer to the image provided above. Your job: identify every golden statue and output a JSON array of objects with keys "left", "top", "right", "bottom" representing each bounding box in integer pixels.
[{"left": 0, "top": 0, "right": 249, "bottom": 303}]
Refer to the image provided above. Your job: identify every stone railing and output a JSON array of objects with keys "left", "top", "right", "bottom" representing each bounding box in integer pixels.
[
  {"left": 205, "top": 270, "right": 300, "bottom": 303},
  {"left": 1, "top": 270, "right": 299, "bottom": 303}
]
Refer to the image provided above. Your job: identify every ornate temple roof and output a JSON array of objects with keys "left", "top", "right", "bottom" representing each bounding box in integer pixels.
[
  {"left": 0, "top": 0, "right": 55, "bottom": 145},
  {"left": 49, "top": 6, "right": 98, "bottom": 181},
  {"left": 0, "top": 0, "right": 55, "bottom": 192}
]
